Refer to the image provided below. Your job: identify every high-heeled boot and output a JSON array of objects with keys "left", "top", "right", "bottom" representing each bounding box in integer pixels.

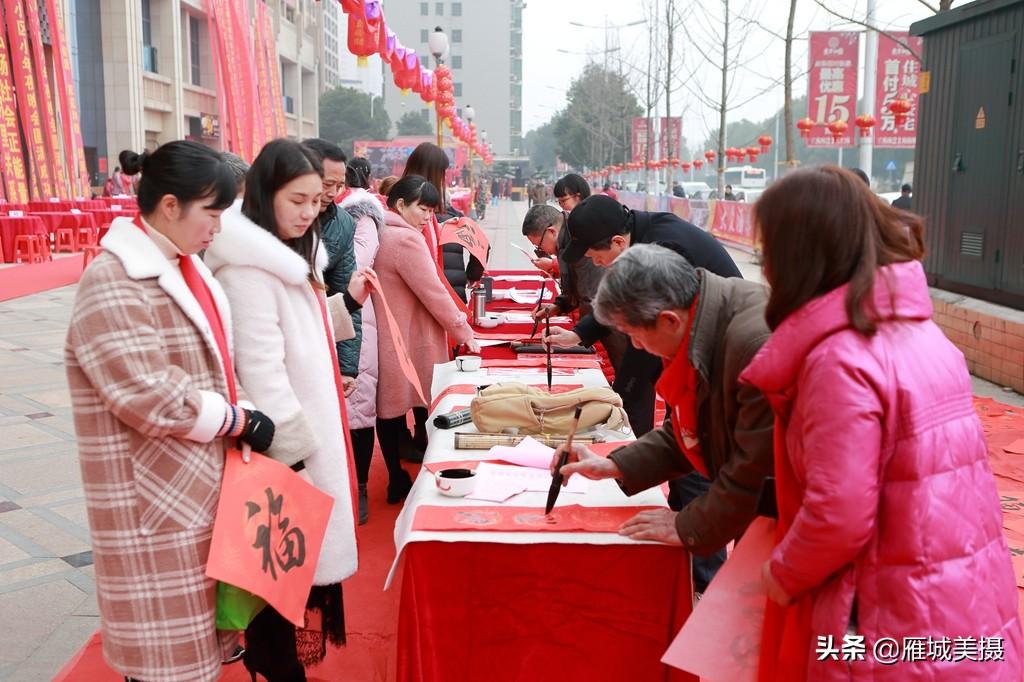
[{"left": 358, "top": 484, "right": 368, "bottom": 525}]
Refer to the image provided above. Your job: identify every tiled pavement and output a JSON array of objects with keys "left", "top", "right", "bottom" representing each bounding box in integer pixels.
[{"left": 0, "top": 198, "right": 1021, "bottom": 680}]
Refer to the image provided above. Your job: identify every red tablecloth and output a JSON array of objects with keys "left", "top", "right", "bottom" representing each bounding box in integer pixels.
[
  {"left": 30, "top": 211, "right": 99, "bottom": 234},
  {"left": 85, "top": 208, "right": 138, "bottom": 228},
  {"left": 397, "top": 542, "right": 694, "bottom": 681},
  {"left": 0, "top": 216, "right": 48, "bottom": 262},
  {"left": 27, "top": 200, "right": 73, "bottom": 212},
  {"left": 72, "top": 199, "right": 107, "bottom": 211}
]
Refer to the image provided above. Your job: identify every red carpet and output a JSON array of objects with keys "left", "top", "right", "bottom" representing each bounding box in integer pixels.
[
  {"left": 0, "top": 255, "right": 84, "bottom": 302},
  {"left": 54, "top": 452, "right": 416, "bottom": 682},
  {"left": 52, "top": 397, "right": 1024, "bottom": 680}
]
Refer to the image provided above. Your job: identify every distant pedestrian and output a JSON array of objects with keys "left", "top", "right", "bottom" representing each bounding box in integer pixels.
[
  {"left": 891, "top": 183, "right": 912, "bottom": 211},
  {"left": 723, "top": 184, "right": 737, "bottom": 201}
]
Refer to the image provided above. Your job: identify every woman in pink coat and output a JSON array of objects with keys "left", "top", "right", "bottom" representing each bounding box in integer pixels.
[
  {"left": 741, "top": 166, "right": 1022, "bottom": 680},
  {"left": 373, "top": 175, "right": 478, "bottom": 503}
]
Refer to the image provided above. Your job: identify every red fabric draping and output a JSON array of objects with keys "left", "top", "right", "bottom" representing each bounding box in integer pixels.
[
  {"left": 397, "top": 542, "right": 695, "bottom": 681},
  {"left": 0, "top": 7, "right": 31, "bottom": 202},
  {"left": 44, "top": 0, "right": 89, "bottom": 197},
  {"left": 0, "top": 215, "right": 48, "bottom": 262},
  {"left": 5, "top": 0, "right": 53, "bottom": 199},
  {"left": 23, "top": 0, "right": 67, "bottom": 197}
]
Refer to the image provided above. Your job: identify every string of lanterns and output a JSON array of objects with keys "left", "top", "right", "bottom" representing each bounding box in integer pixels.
[
  {"left": 339, "top": 0, "right": 493, "bottom": 164},
  {"left": 582, "top": 137, "right": 776, "bottom": 183},
  {"left": 798, "top": 94, "right": 913, "bottom": 142}
]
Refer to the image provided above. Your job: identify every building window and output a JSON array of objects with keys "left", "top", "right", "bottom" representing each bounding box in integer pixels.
[
  {"left": 452, "top": 29, "right": 462, "bottom": 43},
  {"left": 452, "top": 2, "right": 462, "bottom": 16},
  {"left": 141, "top": 0, "right": 152, "bottom": 46},
  {"left": 435, "top": 2, "right": 443, "bottom": 15},
  {"left": 141, "top": 0, "right": 157, "bottom": 73},
  {"left": 420, "top": 28, "right": 428, "bottom": 43},
  {"left": 188, "top": 16, "right": 200, "bottom": 86},
  {"left": 421, "top": 54, "right": 430, "bottom": 66},
  {"left": 451, "top": 55, "right": 462, "bottom": 69},
  {"left": 454, "top": 82, "right": 462, "bottom": 97},
  {"left": 420, "top": 2, "right": 428, "bottom": 15}
]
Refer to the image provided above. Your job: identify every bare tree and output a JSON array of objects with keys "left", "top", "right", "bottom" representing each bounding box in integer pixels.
[{"left": 784, "top": 0, "right": 798, "bottom": 169}]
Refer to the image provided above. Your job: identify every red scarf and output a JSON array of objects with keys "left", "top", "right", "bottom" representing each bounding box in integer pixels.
[
  {"left": 757, "top": 418, "right": 814, "bottom": 681},
  {"left": 653, "top": 297, "right": 707, "bottom": 477},
  {"left": 133, "top": 216, "right": 236, "bottom": 401},
  {"left": 312, "top": 285, "right": 360, "bottom": 531}
]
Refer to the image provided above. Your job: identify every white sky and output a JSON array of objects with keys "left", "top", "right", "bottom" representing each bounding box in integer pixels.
[{"left": 522, "top": 0, "right": 968, "bottom": 146}]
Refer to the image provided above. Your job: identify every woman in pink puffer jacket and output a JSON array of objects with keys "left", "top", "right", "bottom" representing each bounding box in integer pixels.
[{"left": 740, "top": 166, "right": 1022, "bottom": 680}]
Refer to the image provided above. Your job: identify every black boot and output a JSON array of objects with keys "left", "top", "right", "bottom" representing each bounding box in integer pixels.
[
  {"left": 386, "top": 468, "right": 413, "bottom": 504},
  {"left": 358, "top": 484, "right": 368, "bottom": 525},
  {"left": 243, "top": 607, "right": 306, "bottom": 682}
]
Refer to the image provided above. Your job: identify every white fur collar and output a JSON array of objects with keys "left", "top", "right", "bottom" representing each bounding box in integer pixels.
[
  {"left": 205, "top": 204, "right": 327, "bottom": 285},
  {"left": 340, "top": 189, "right": 385, "bottom": 224}
]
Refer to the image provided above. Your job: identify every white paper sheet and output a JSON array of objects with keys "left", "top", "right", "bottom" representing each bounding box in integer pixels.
[
  {"left": 488, "top": 436, "right": 555, "bottom": 469},
  {"left": 508, "top": 288, "right": 554, "bottom": 304},
  {"left": 474, "top": 461, "right": 590, "bottom": 495}
]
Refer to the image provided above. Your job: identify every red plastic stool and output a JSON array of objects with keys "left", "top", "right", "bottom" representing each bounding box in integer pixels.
[
  {"left": 82, "top": 245, "right": 101, "bottom": 269},
  {"left": 78, "top": 226, "right": 99, "bottom": 247},
  {"left": 55, "top": 227, "right": 76, "bottom": 252},
  {"left": 14, "top": 235, "right": 40, "bottom": 263},
  {"left": 34, "top": 234, "right": 53, "bottom": 261}
]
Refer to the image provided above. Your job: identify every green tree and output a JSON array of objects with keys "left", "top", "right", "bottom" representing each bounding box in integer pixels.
[
  {"left": 318, "top": 86, "right": 390, "bottom": 156},
  {"left": 396, "top": 110, "right": 432, "bottom": 136},
  {"left": 524, "top": 121, "right": 557, "bottom": 174},
  {"left": 551, "top": 64, "right": 642, "bottom": 170}
]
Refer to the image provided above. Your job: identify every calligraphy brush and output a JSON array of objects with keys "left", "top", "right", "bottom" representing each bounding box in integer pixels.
[
  {"left": 546, "top": 404, "right": 583, "bottom": 515},
  {"left": 545, "top": 315, "right": 553, "bottom": 391},
  {"left": 528, "top": 281, "right": 547, "bottom": 339}
]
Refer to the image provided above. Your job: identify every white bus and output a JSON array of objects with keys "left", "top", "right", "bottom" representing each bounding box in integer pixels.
[{"left": 723, "top": 165, "right": 767, "bottom": 189}]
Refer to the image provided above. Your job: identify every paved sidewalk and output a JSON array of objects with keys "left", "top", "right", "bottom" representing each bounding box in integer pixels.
[{"left": 0, "top": 198, "right": 1019, "bottom": 680}]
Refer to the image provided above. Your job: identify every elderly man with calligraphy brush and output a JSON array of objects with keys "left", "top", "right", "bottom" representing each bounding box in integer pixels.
[{"left": 551, "top": 244, "right": 775, "bottom": 592}]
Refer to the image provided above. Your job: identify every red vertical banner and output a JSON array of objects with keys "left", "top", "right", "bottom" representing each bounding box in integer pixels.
[
  {"left": 24, "top": 0, "right": 68, "bottom": 197},
  {"left": 262, "top": 4, "right": 286, "bottom": 138},
  {"left": 206, "top": 2, "right": 233, "bottom": 154},
  {"left": 45, "top": 0, "right": 89, "bottom": 197},
  {"left": 5, "top": 0, "right": 54, "bottom": 199},
  {"left": 0, "top": 28, "right": 30, "bottom": 203},
  {"left": 631, "top": 117, "right": 650, "bottom": 162},
  {"left": 254, "top": 3, "right": 277, "bottom": 146},
  {"left": 228, "top": 0, "right": 259, "bottom": 153},
  {"left": 805, "top": 31, "right": 860, "bottom": 148},
  {"left": 659, "top": 116, "right": 682, "bottom": 159},
  {"left": 875, "top": 32, "right": 923, "bottom": 149}
]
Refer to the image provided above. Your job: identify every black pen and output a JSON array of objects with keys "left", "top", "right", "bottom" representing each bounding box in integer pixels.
[{"left": 546, "top": 404, "right": 583, "bottom": 515}]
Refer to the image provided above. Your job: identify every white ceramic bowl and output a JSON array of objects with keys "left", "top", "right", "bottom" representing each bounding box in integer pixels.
[
  {"left": 475, "top": 314, "right": 504, "bottom": 329},
  {"left": 435, "top": 468, "right": 477, "bottom": 497},
  {"left": 455, "top": 355, "right": 483, "bottom": 372}
]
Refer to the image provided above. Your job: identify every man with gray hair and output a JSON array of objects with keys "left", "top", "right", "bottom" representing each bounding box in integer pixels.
[{"left": 550, "top": 244, "right": 774, "bottom": 591}]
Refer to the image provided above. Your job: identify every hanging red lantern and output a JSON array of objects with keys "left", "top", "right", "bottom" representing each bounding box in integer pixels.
[
  {"left": 693, "top": 159, "right": 704, "bottom": 170},
  {"left": 377, "top": 25, "right": 396, "bottom": 64},
  {"left": 887, "top": 96, "right": 912, "bottom": 127},
  {"left": 757, "top": 135, "right": 773, "bottom": 154},
  {"left": 347, "top": 1, "right": 381, "bottom": 67},
  {"left": 797, "top": 117, "right": 815, "bottom": 139},
  {"left": 339, "top": 0, "right": 362, "bottom": 13},
  {"left": 704, "top": 150, "right": 716, "bottom": 163},
  {"left": 419, "top": 70, "right": 434, "bottom": 103},
  {"left": 854, "top": 113, "right": 876, "bottom": 138},
  {"left": 670, "top": 158, "right": 679, "bottom": 167},
  {"left": 746, "top": 145, "right": 760, "bottom": 162},
  {"left": 681, "top": 161, "right": 691, "bottom": 172},
  {"left": 826, "top": 119, "right": 848, "bottom": 143}
]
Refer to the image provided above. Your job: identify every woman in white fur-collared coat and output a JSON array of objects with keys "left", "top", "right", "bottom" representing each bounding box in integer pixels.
[{"left": 204, "top": 139, "right": 365, "bottom": 677}]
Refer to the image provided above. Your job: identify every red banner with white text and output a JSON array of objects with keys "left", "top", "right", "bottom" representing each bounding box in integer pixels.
[
  {"left": 659, "top": 117, "right": 682, "bottom": 159},
  {"left": 0, "top": 28, "right": 30, "bottom": 203},
  {"left": 5, "top": 0, "right": 54, "bottom": 199},
  {"left": 632, "top": 117, "right": 651, "bottom": 162},
  {"left": 806, "top": 31, "right": 859, "bottom": 148},
  {"left": 875, "top": 32, "right": 923, "bottom": 149}
]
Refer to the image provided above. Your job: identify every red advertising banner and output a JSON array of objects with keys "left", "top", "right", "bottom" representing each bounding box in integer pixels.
[
  {"left": 229, "top": 0, "right": 260, "bottom": 152},
  {"left": 806, "top": 31, "right": 859, "bottom": 148},
  {"left": 875, "top": 32, "right": 923, "bottom": 149},
  {"left": 208, "top": 0, "right": 250, "bottom": 159},
  {"left": 24, "top": 0, "right": 67, "bottom": 197},
  {"left": 659, "top": 117, "right": 682, "bottom": 159},
  {"left": 253, "top": 2, "right": 277, "bottom": 147},
  {"left": 5, "top": 0, "right": 54, "bottom": 199},
  {"left": 264, "top": 4, "right": 287, "bottom": 137},
  {"left": 46, "top": 0, "right": 90, "bottom": 197},
  {"left": 0, "top": 28, "right": 30, "bottom": 203},
  {"left": 709, "top": 200, "right": 756, "bottom": 248},
  {"left": 631, "top": 117, "right": 650, "bottom": 162}
]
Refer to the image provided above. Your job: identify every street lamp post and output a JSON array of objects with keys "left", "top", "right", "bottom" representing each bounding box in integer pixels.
[
  {"left": 428, "top": 26, "right": 449, "bottom": 148},
  {"left": 465, "top": 105, "right": 475, "bottom": 218}
]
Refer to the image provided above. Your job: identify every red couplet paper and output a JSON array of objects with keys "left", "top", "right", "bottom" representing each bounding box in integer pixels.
[
  {"left": 412, "top": 504, "right": 662, "bottom": 533},
  {"left": 439, "top": 216, "right": 490, "bottom": 267},
  {"left": 207, "top": 450, "right": 334, "bottom": 628},
  {"left": 366, "top": 269, "right": 429, "bottom": 405},
  {"left": 661, "top": 516, "right": 776, "bottom": 681}
]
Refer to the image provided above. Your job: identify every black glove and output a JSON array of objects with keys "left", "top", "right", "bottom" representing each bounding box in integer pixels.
[{"left": 240, "top": 409, "right": 275, "bottom": 453}]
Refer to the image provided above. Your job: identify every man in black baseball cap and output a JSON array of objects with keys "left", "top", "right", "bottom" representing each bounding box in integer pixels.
[{"left": 545, "top": 193, "right": 742, "bottom": 434}]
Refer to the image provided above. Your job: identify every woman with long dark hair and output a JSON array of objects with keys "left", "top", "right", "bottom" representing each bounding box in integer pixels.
[
  {"left": 374, "top": 175, "right": 478, "bottom": 502},
  {"left": 741, "top": 166, "right": 1022, "bottom": 680},
  {"left": 66, "top": 141, "right": 275, "bottom": 682},
  {"left": 206, "top": 139, "right": 366, "bottom": 680},
  {"left": 403, "top": 142, "right": 484, "bottom": 303}
]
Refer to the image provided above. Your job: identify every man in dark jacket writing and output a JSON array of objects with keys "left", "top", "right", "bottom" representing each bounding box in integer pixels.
[{"left": 551, "top": 245, "right": 774, "bottom": 591}]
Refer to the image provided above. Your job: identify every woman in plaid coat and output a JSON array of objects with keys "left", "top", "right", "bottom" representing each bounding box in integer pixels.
[{"left": 65, "top": 142, "right": 275, "bottom": 682}]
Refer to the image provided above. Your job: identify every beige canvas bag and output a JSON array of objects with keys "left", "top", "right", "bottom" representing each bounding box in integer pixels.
[{"left": 470, "top": 382, "right": 630, "bottom": 435}]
